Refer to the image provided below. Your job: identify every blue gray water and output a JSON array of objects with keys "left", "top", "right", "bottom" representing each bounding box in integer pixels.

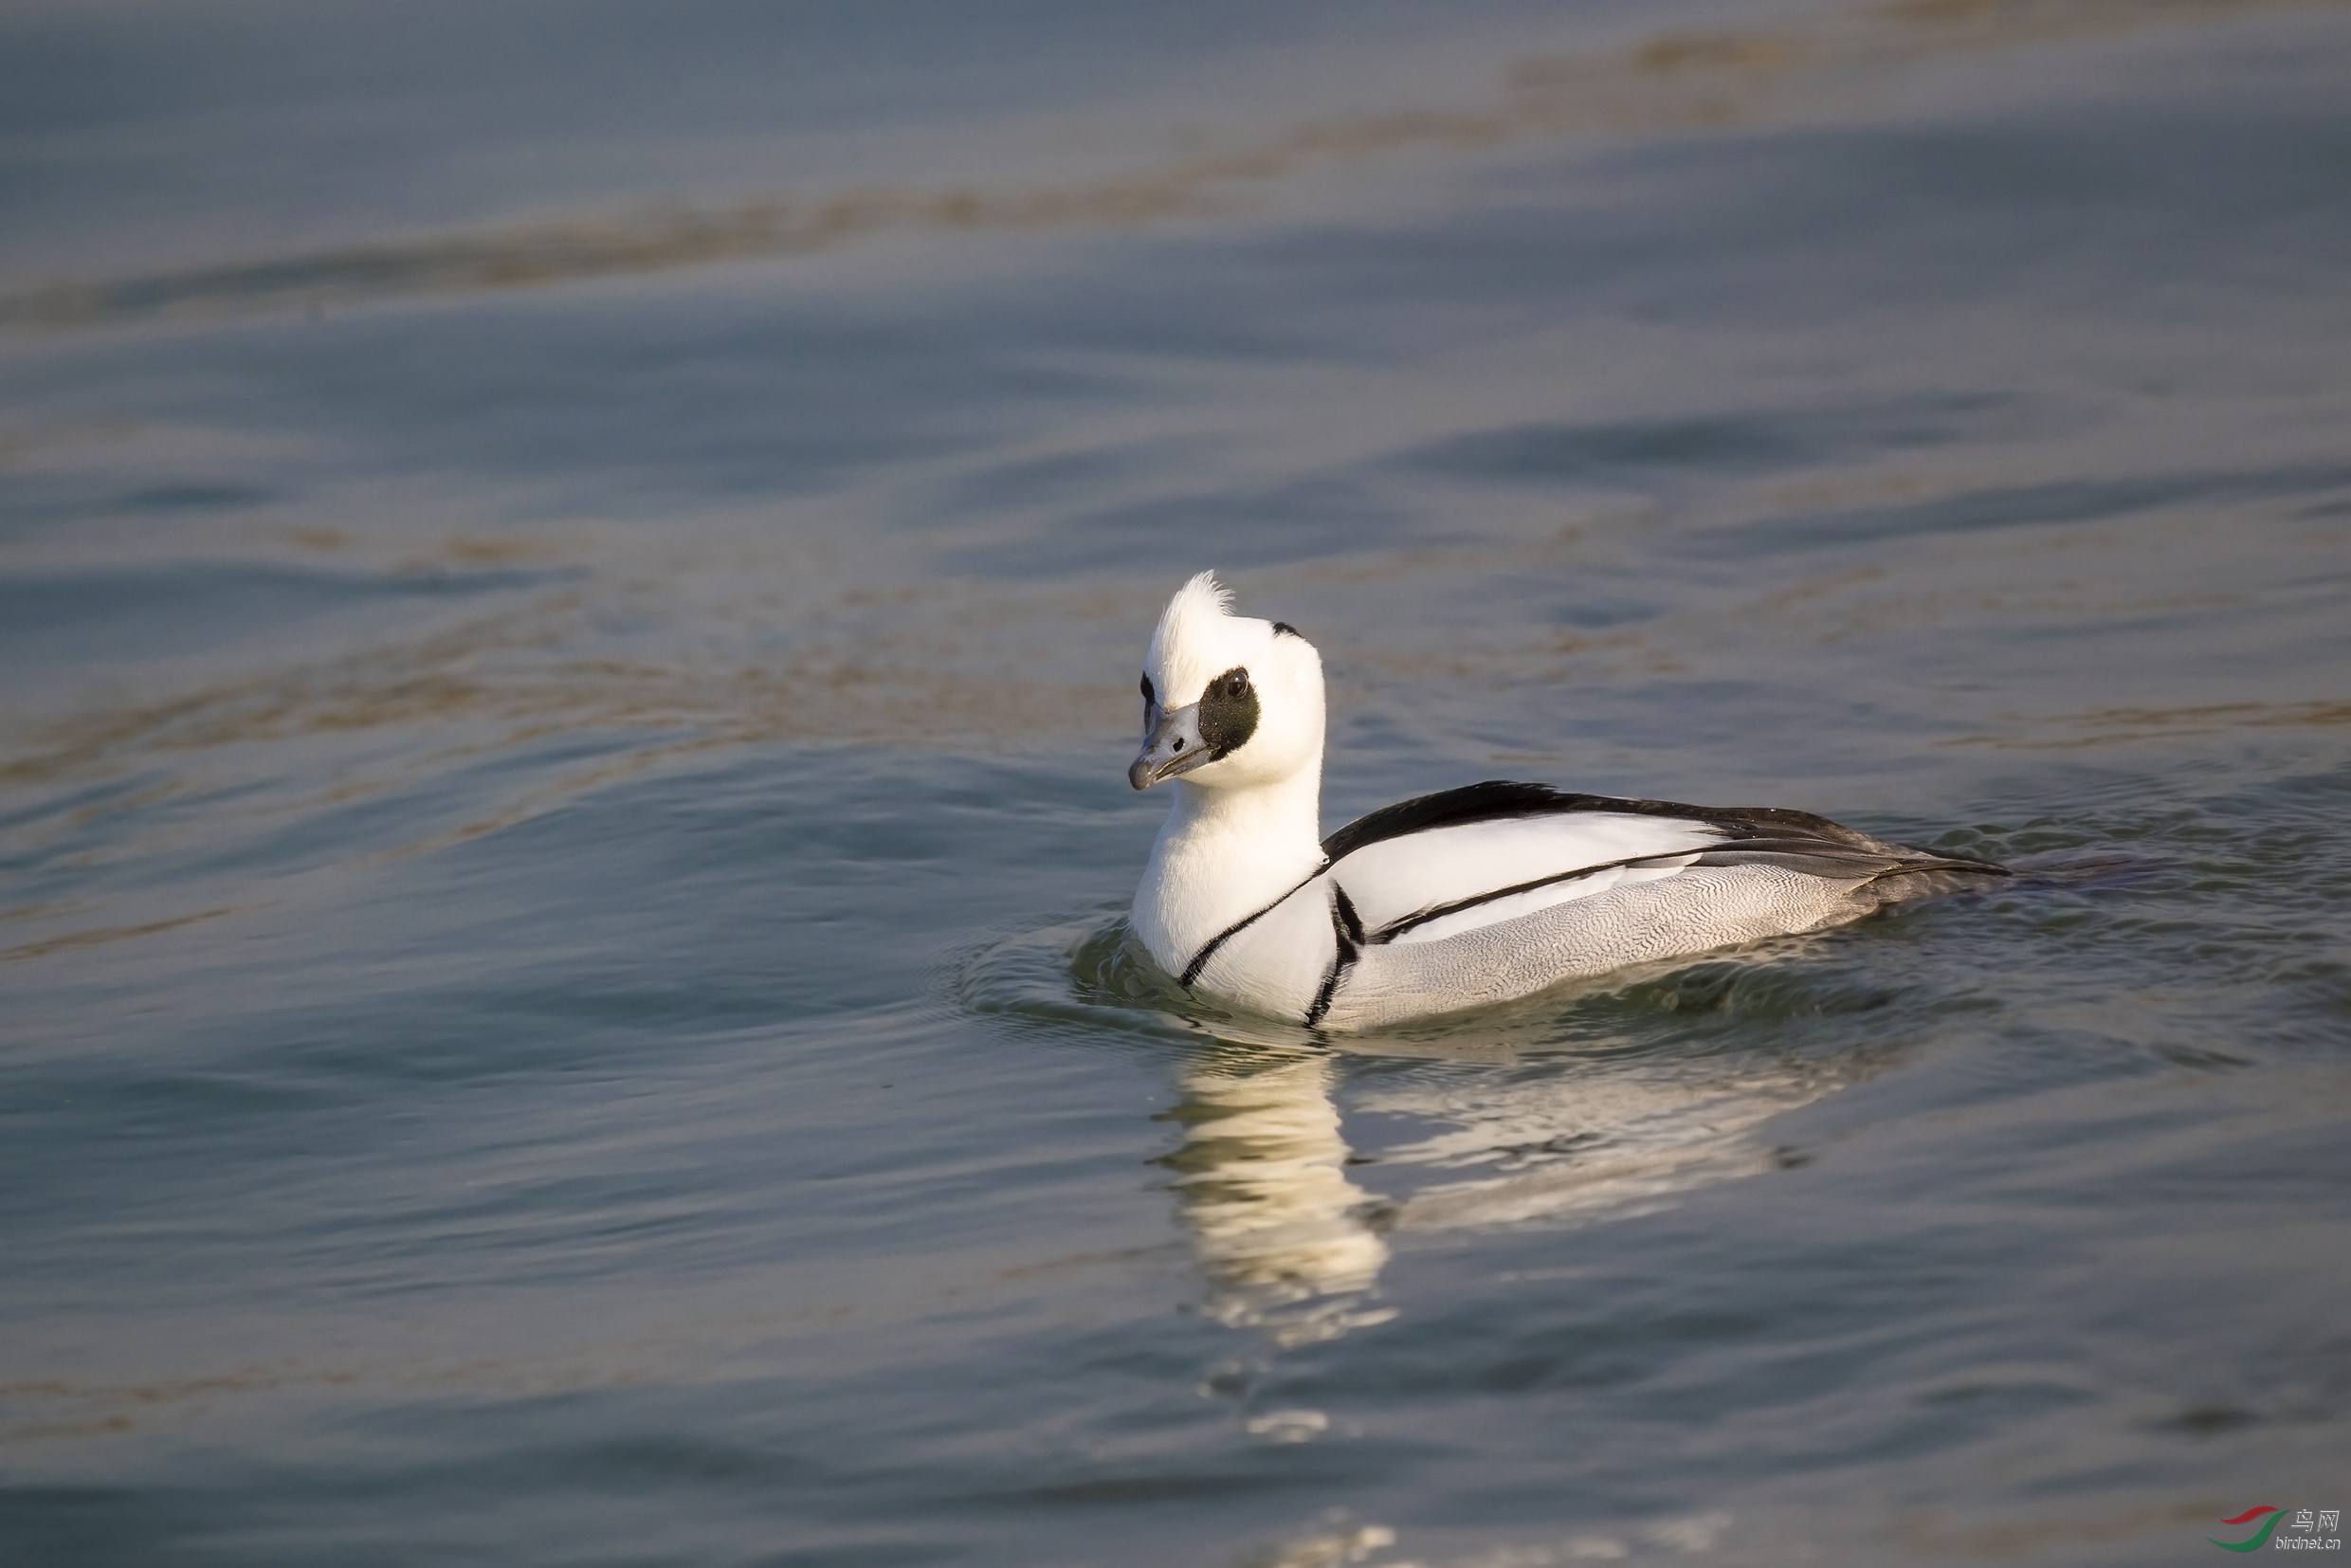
[{"left": 5, "top": 1, "right": 2349, "bottom": 1563}]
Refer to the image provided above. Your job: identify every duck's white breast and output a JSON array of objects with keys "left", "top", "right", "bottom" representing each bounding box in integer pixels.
[{"left": 1189, "top": 876, "right": 1338, "bottom": 1022}]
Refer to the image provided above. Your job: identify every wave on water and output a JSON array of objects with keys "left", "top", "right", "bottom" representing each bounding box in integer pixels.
[{"left": 0, "top": 0, "right": 2322, "bottom": 333}]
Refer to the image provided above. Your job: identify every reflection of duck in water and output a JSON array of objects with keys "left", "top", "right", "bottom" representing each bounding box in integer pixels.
[
  {"left": 1158, "top": 1052, "right": 1392, "bottom": 1344},
  {"left": 1125, "top": 572, "right": 2007, "bottom": 1030},
  {"left": 1360, "top": 1044, "right": 1868, "bottom": 1232},
  {"left": 1161, "top": 1024, "right": 1887, "bottom": 1340}
]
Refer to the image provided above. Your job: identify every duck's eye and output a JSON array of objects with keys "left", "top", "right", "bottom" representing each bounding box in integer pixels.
[
  {"left": 1140, "top": 673, "right": 1155, "bottom": 704},
  {"left": 1195, "top": 665, "right": 1260, "bottom": 757}
]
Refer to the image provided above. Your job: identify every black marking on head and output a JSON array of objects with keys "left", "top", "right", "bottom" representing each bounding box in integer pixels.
[
  {"left": 1139, "top": 673, "right": 1155, "bottom": 703},
  {"left": 1303, "top": 884, "right": 1362, "bottom": 1029},
  {"left": 1196, "top": 666, "right": 1259, "bottom": 759},
  {"left": 1272, "top": 622, "right": 1301, "bottom": 639}
]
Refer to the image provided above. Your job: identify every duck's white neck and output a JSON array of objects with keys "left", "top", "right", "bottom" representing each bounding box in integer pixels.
[{"left": 1133, "top": 762, "right": 1325, "bottom": 975}]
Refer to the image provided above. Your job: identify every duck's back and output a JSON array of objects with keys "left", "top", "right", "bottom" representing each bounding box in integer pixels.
[{"left": 1182, "top": 782, "right": 2005, "bottom": 1030}]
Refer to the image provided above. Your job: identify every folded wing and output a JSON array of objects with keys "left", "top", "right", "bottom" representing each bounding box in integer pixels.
[{"left": 1322, "top": 781, "right": 2004, "bottom": 950}]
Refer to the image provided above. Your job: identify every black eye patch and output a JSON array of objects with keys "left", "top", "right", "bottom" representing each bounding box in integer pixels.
[
  {"left": 1140, "top": 673, "right": 1155, "bottom": 704},
  {"left": 1196, "top": 666, "right": 1259, "bottom": 757}
]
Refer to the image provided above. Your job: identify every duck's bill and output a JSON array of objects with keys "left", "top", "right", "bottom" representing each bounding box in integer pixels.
[{"left": 1129, "top": 702, "right": 1215, "bottom": 790}]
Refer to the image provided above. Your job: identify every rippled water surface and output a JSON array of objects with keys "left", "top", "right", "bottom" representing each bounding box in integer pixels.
[{"left": 6, "top": 1, "right": 2350, "bottom": 1563}]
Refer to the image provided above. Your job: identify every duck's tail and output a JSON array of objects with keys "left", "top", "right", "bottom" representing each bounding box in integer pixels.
[{"left": 1861, "top": 848, "right": 2012, "bottom": 901}]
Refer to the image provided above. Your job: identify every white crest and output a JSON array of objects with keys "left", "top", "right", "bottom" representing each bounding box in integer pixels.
[{"left": 1146, "top": 569, "right": 1243, "bottom": 702}]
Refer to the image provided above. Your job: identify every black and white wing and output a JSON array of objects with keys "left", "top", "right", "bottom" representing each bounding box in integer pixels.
[{"left": 1322, "top": 781, "right": 2004, "bottom": 949}]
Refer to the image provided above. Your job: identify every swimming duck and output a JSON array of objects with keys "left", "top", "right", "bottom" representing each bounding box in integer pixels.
[{"left": 1127, "top": 572, "right": 2006, "bottom": 1030}]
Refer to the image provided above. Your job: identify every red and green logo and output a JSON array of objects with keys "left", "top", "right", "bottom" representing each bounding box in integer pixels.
[{"left": 2210, "top": 1506, "right": 2284, "bottom": 1552}]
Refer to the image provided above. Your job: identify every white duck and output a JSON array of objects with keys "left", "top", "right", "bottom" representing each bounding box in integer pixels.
[{"left": 1127, "top": 572, "right": 2005, "bottom": 1031}]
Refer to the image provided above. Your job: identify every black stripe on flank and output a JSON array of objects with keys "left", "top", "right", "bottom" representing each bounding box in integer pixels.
[
  {"left": 1368, "top": 839, "right": 2008, "bottom": 946},
  {"left": 1272, "top": 622, "right": 1302, "bottom": 639},
  {"left": 1303, "top": 884, "right": 1362, "bottom": 1030},
  {"left": 1333, "top": 883, "right": 1365, "bottom": 947},
  {"left": 1689, "top": 841, "right": 2009, "bottom": 880},
  {"left": 1370, "top": 853, "right": 1684, "bottom": 943},
  {"left": 1178, "top": 866, "right": 1328, "bottom": 989}
]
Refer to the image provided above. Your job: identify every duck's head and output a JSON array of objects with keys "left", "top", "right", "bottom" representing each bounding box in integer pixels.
[{"left": 1129, "top": 571, "right": 1324, "bottom": 792}]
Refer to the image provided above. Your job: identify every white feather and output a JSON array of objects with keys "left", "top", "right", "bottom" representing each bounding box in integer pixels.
[
  {"left": 1385, "top": 853, "right": 1701, "bottom": 945},
  {"left": 1125, "top": 573, "right": 1983, "bottom": 1030},
  {"left": 1331, "top": 813, "right": 1721, "bottom": 938},
  {"left": 1147, "top": 569, "right": 1239, "bottom": 704}
]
